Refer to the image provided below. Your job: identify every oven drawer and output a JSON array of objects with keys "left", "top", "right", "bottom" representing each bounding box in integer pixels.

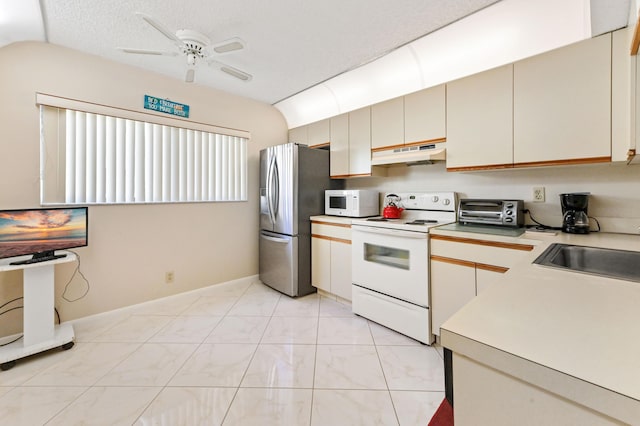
[{"left": 352, "top": 285, "right": 433, "bottom": 344}]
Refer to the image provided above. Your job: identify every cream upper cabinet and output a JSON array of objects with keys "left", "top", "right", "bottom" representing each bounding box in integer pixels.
[
  {"left": 612, "top": 28, "right": 633, "bottom": 162},
  {"left": 330, "top": 113, "right": 349, "bottom": 177},
  {"left": 446, "top": 64, "right": 514, "bottom": 170},
  {"left": 288, "top": 125, "right": 307, "bottom": 145},
  {"left": 404, "top": 84, "right": 446, "bottom": 144},
  {"left": 513, "top": 33, "right": 612, "bottom": 165},
  {"left": 348, "top": 107, "right": 372, "bottom": 177},
  {"left": 307, "top": 118, "right": 330, "bottom": 148},
  {"left": 371, "top": 97, "right": 404, "bottom": 150}
]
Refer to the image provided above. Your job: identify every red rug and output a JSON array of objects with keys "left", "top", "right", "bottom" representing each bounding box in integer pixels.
[{"left": 428, "top": 398, "right": 453, "bottom": 426}]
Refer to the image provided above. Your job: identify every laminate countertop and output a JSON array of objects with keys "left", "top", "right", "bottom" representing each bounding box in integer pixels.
[{"left": 436, "top": 229, "right": 640, "bottom": 424}]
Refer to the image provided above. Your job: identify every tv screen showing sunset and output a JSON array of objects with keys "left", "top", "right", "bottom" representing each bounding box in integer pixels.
[{"left": 0, "top": 208, "right": 87, "bottom": 259}]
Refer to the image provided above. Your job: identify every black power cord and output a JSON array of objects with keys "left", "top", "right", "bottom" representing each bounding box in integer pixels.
[
  {"left": 61, "top": 250, "right": 90, "bottom": 302},
  {"left": 523, "top": 209, "right": 560, "bottom": 231},
  {"left": 0, "top": 304, "right": 23, "bottom": 347},
  {"left": 524, "top": 209, "right": 600, "bottom": 232}
]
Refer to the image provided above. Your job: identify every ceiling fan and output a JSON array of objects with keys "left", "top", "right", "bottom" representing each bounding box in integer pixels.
[{"left": 118, "top": 12, "right": 252, "bottom": 83}]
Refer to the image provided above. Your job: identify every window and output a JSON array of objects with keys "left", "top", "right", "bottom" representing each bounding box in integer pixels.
[{"left": 38, "top": 94, "right": 249, "bottom": 205}]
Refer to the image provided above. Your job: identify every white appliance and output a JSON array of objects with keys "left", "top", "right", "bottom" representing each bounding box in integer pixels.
[
  {"left": 325, "top": 189, "right": 379, "bottom": 217},
  {"left": 351, "top": 192, "right": 457, "bottom": 344}
]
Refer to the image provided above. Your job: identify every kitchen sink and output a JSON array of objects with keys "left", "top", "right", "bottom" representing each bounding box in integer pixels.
[{"left": 533, "top": 243, "right": 640, "bottom": 282}]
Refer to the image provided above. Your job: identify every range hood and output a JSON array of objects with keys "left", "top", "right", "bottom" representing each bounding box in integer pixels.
[{"left": 371, "top": 143, "right": 446, "bottom": 166}]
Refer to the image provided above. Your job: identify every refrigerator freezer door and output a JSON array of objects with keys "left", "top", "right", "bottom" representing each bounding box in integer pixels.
[
  {"left": 259, "top": 144, "right": 297, "bottom": 235},
  {"left": 259, "top": 231, "right": 298, "bottom": 296}
]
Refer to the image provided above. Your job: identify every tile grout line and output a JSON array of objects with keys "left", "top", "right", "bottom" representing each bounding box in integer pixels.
[
  {"left": 134, "top": 280, "right": 257, "bottom": 424},
  {"left": 220, "top": 280, "right": 277, "bottom": 425},
  {"left": 308, "top": 294, "right": 322, "bottom": 426},
  {"left": 368, "top": 320, "right": 402, "bottom": 426}
]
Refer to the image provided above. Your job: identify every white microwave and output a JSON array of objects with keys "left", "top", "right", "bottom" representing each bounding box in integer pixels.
[{"left": 325, "top": 190, "right": 379, "bottom": 217}]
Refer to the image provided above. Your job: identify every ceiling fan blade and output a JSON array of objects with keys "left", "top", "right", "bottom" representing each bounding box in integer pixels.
[
  {"left": 185, "top": 68, "right": 196, "bottom": 83},
  {"left": 209, "top": 60, "right": 252, "bottom": 81},
  {"left": 211, "top": 37, "right": 245, "bottom": 54},
  {"left": 221, "top": 65, "right": 252, "bottom": 81},
  {"left": 136, "top": 12, "right": 184, "bottom": 48},
  {"left": 118, "top": 47, "right": 178, "bottom": 56}
]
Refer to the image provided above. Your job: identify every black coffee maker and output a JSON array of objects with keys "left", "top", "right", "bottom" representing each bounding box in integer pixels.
[{"left": 560, "top": 193, "right": 590, "bottom": 234}]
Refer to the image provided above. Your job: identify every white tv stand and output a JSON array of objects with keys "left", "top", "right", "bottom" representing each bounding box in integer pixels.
[{"left": 0, "top": 251, "right": 76, "bottom": 370}]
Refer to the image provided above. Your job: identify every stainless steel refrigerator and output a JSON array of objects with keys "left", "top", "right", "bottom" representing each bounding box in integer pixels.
[{"left": 259, "top": 143, "right": 335, "bottom": 297}]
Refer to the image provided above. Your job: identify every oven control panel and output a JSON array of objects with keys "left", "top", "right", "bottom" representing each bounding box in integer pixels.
[{"left": 392, "top": 192, "right": 457, "bottom": 212}]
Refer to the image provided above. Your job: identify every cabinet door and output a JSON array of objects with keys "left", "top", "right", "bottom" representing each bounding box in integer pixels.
[
  {"left": 446, "top": 64, "right": 514, "bottom": 170},
  {"left": 289, "top": 125, "right": 308, "bottom": 145},
  {"left": 430, "top": 258, "right": 476, "bottom": 336},
  {"left": 311, "top": 237, "right": 331, "bottom": 292},
  {"left": 371, "top": 97, "right": 404, "bottom": 150},
  {"left": 330, "top": 241, "right": 352, "bottom": 301},
  {"left": 404, "top": 84, "right": 446, "bottom": 144},
  {"left": 514, "top": 33, "right": 611, "bottom": 165},
  {"left": 475, "top": 267, "right": 506, "bottom": 295},
  {"left": 330, "top": 113, "right": 350, "bottom": 177},
  {"left": 308, "top": 119, "right": 330, "bottom": 148},
  {"left": 348, "top": 107, "right": 372, "bottom": 176}
]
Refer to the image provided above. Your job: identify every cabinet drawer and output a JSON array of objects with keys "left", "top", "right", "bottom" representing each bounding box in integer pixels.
[
  {"left": 312, "top": 222, "right": 352, "bottom": 241},
  {"left": 430, "top": 236, "right": 533, "bottom": 269}
]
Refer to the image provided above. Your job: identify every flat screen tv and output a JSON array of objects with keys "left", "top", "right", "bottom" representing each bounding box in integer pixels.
[{"left": 0, "top": 207, "right": 88, "bottom": 265}]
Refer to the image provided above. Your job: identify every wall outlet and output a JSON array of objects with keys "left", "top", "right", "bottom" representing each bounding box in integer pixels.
[
  {"left": 533, "top": 187, "right": 545, "bottom": 203},
  {"left": 165, "top": 271, "right": 175, "bottom": 284}
]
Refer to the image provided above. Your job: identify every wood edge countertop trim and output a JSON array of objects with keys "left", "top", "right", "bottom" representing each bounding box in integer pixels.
[
  {"left": 447, "top": 156, "right": 611, "bottom": 172},
  {"left": 476, "top": 263, "right": 509, "bottom": 273},
  {"left": 430, "top": 234, "right": 534, "bottom": 251},
  {"left": 331, "top": 173, "right": 372, "bottom": 179},
  {"left": 430, "top": 255, "right": 509, "bottom": 274},
  {"left": 627, "top": 148, "right": 637, "bottom": 164},
  {"left": 632, "top": 13, "right": 640, "bottom": 55},
  {"left": 447, "top": 163, "right": 514, "bottom": 172},
  {"left": 430, "top": 254, "right": 475, "bottom": 269},
  {"left": 513, "top": 156, "right": 611, "bottom": 168},
  {"left": 311, "top": 220, "right": 352, "bottom": 228},
  {"left": 309, "top": 142, "right": 330, "bottom": 149},
  {"left": 371, "top": 137, "right": 446, "bottom": 153},
  {"left": 311, "top": 234, "right": 351, "bottom": 244}
]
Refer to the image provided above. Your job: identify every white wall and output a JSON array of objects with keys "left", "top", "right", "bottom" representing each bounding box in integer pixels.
[
  {"left": 346, "top": 162, "right": 640, "bottom": 234},
  {"left": 0, "top": 42, "right": 287, "bottom": 336}
]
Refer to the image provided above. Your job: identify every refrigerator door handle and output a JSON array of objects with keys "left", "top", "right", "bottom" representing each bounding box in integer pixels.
[
  {"left": 260, "top": 232, "right": 290, "bottom": 244},
  {"left": 272, "top": 156, "right": 280, "bottom": 219},
  {"left": 266, "top": 155, "right": 276, "bottom": 226}
]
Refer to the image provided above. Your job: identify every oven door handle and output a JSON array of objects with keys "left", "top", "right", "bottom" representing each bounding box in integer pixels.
[{"left": 352, "top": 226, "right": 427, "bottom": 239}]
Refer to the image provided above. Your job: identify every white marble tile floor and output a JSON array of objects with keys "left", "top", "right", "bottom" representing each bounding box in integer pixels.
[{"left": 0, "top": 280, "right": 445, "bottom": 425}]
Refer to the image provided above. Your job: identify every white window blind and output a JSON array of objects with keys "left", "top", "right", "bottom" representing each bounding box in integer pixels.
[{"left": 40, "top": 105, "right": 248, "bottom": 204}]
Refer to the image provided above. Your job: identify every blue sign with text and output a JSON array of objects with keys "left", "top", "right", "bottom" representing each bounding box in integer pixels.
[{"left": 144, "top": 95, "right": 190, "bottom": 118}]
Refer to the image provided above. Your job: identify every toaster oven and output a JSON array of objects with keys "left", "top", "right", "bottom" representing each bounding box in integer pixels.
[{"left": 458, "top": 199, "right": 524, "bottom": 228}]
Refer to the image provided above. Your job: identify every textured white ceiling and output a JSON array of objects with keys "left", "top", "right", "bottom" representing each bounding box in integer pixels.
[{"left": 38, "top": 0, "right": 501, "bottom": 104}]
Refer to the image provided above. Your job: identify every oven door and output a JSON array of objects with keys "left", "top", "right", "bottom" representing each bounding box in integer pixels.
[{"left": 351, "top": 225, "right": 429, "bottom": 306}]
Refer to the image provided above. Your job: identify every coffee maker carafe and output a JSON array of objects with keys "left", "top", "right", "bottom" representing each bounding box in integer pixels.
[{"left": 560, "top": 193, "right": 590, "bottom": 234}]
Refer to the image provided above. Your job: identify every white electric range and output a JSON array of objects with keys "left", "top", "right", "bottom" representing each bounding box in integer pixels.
[{"left": 350, "top": 192, "right": 457, "bottom": 344}]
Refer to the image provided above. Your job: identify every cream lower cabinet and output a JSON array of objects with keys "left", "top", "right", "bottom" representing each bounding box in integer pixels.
[
  {"left": 311, "top": 221, "right": 352, "bottom": 301},
  {"left": 430, "top": 234, "right": 534, "bottom": 336}
]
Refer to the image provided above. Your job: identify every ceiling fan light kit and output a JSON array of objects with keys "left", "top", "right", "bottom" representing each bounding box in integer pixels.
[{"left": 117, "top": 12, "right": 252, "bottom": 84}]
